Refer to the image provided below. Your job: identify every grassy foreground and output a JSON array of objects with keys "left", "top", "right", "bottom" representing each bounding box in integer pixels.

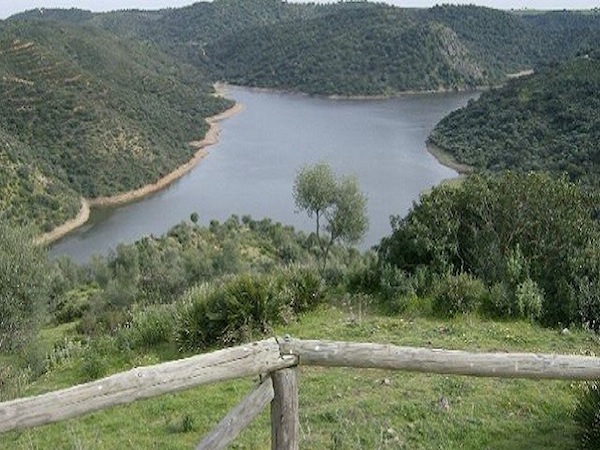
[{"left": 3, "top": 303, "right": 599, "bottom": 449}]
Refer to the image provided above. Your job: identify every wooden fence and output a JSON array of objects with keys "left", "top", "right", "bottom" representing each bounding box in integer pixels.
[{"left": 2, "top": 336, "right": 600, "bottom": 449}]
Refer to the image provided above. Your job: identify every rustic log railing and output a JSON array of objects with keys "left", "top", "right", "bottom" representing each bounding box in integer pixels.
[{"left": 1, "top": 336, "right": 600, "bottom": 449}]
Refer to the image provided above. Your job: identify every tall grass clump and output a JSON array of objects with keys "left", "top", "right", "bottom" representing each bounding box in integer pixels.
[{"left": 574, "top": 381, "right": 600, "bottom": 449}]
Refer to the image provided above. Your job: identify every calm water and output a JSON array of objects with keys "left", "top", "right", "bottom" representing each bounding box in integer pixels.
[{"left": 50, "top": 87, "right": 477, "bottom": 263}]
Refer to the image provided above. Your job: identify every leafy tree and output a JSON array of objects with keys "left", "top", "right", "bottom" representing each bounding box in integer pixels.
[
  {"left": 0, "top": 221, "right": 51, "bottom": 352},
  {"left": 293, "top": 162, "right": 368, "bottom": 270}
]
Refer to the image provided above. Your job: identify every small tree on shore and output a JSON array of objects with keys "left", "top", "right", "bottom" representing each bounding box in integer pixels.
[{"left": 293, "top": 162, "right": 368, "bottom": 271}]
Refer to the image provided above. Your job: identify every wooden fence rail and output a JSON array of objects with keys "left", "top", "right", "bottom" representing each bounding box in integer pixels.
[
  {"left": 1, "top": 336, "right": 600, "bottom": 448},
  {"left": 0, "top": 338, "right": 296, "bottom": 434},
  {"left": 280, "top": 337, "right": 600, "bottom": 380}
]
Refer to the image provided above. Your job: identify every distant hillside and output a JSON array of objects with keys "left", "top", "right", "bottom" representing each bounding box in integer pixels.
[
  {"left": 13, "top": 2, "right": 600, "bottom": 96},
  {"left": 520, "top": 10, "right": 600, "bottom": 58},
  {"left": 0, "top": 20, "right": 232, "bottom": 232},
  {"left": 186, "top": 2, "right": 548, "bottom": 94},
  {"left": 207, "top": 4, "right": 488, "bottom": 95},
  {"left": 428, "top": 53, "right": 600, "bottom": 186},
  {"left": 417, "top": 5, "right": 547, "bottom": 78}
]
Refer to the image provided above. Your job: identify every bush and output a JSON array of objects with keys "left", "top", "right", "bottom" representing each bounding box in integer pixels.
[
  {"left": 54, "top": 286, "right": 97, "bottom": 323},
  {"left": 515, "top": 278, "right": 543, "bottom": 321},
  {"left": 483, "top": 278, "right": 543, "bottom": 321},
  {"left": 431, "top": 272, "right": 487, "bottom": 317},
  {"left": 175, "top": 275, "right": 278, "bottom": 351},
  {"left": 80, "top": 338, "right": 113, "bottom": 381},
  {"left": 574, "top": 381, "right": 600, "bottom": 449},
  {"left": 175, "top": 269, "right": 324, "bottom": 351},
  {"left": 278, "top": 266, "right": 323, "bottom": 313},
  {"left": 378, "top": 265, "right": 417, "bottom": 314},
  {"left": 379, "top": 172, "right": 600, "bottom": 327},
  {"left": 0, "top": 364, "right": 31, "bottom": 401}
]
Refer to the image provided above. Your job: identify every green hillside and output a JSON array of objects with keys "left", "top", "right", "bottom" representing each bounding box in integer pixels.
[
  {"left": 0, "top": 20, "right": 232, "bottom": 232},
  {"left": 207, "top": 4, "right": 487, "bottom": 95},
  {"left": 13, "top": 2, "right": 600, "bottom": 96},
  {"left": 429, "top": 53, "right": 600, "bottom": 186}
]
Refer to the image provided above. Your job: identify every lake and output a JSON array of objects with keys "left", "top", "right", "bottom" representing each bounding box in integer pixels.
[{"left": 50, "top": 86, "right": 478, "bottom": 263}]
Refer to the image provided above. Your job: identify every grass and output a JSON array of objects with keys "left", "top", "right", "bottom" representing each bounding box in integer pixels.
[{"left": 2, "top": 303, "right": 599, "bottom": 449}]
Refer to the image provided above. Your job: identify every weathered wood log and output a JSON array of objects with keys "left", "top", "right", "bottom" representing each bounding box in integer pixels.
[
  {"left": 271, "top": 367, "right": 299, "bottom": 450},
  {"left": 279, "top": 338, "right": 600, "bottom": 380},
  {"left": 196, "top": 377, "right": 274, "bottom": 450},
  {"left": 0, "top": 338, "right": 297, "bottom": 434}
]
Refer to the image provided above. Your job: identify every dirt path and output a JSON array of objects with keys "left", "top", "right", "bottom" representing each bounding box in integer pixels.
[{"left": 38, "top": 89, "right": 243, "bottom": 246}]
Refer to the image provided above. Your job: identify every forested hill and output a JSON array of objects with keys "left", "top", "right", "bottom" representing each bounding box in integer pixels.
[
  {"left": 429, "top": 52, "right": 600, "bottom": 186},
  {"left": 207, "top": 4, "right": 488, "bottom": 95},
  {"left": 0, "top": 20, "right": 232, "bottom": 232},
  {"left": 13, "top": 2, "right": 600, "bottom": 96}
]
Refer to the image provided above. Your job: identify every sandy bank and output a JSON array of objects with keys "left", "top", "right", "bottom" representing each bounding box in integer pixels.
[
  {"left": 37, "top": 198, "right": 91, "bottom": 245},
  {"left": 38, "top": 91, "right": 243, "bottom": 246}
]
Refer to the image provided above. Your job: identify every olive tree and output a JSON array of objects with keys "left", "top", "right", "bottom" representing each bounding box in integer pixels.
[
  {"left": 293, "top": 162, "right": 368, "bottom": 270},
  {"left": 0, "top": 221, "right": 51, "bottom": 352}
]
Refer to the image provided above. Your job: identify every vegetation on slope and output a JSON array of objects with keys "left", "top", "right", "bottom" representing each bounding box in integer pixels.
[
  {"left": 0, "top": 20, "right": 232, "bottom": 232},
  {"left": 429, "top": 53, "right": 600, "bottom": 186},
  {"left": 1, "top": 203, "right": 599, "bottom": 448}
]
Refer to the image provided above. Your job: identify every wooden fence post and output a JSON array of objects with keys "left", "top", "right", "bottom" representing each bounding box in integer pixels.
[{"left": 270, "top": 367, "right": 299, "bottom": 450}]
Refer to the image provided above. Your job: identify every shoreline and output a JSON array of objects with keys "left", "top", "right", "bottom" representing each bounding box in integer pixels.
[
  {"left": 38, "top": 88, "right": 243, "bottom": 246},
  {"left": 425, "top": 140, "right": 474, "bottom": 176},
  {"left": 228, "top": 83, "right": 486, "bottom": 101}
]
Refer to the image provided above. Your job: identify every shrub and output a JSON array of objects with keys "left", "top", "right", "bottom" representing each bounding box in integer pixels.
[
  {"left": 0, "top": 221, "right": 51, "bottom": 352},
  {"left": 431, "top": 272, "right": 487, "bottom": 317},
  {"left": 278, "top": 266, "right": 323, "bottom": 313},
  {"left": 515, "top": 278, "right": 543, "bottom": 321},
  {"left": 175, "top": 269, "right": 324, "bottom": 351},
  {"left": 344, "top": 251, "right": 380, "bottom": 294},
  {"left": 175, "top": 285, "right": 214, "bottom": 351},
  {"left": 483, "top": 278, "right": 543, "bottom": 321},
  {"left": 379, "top": 172, "right": 600, "bottom": 327},
  {"left": 0, "top": 364, "right": 31, "bottom": 401},
  {"left": 54, "top": 286, "right": 97, "bottom": 323},
  {"left": 378, "top": 265, "right": 417, "bottom": 314}
]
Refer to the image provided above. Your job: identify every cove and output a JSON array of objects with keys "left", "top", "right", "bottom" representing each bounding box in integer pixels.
[{"left": 50, "top": 86, "right": 478, "bottom": 263}]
